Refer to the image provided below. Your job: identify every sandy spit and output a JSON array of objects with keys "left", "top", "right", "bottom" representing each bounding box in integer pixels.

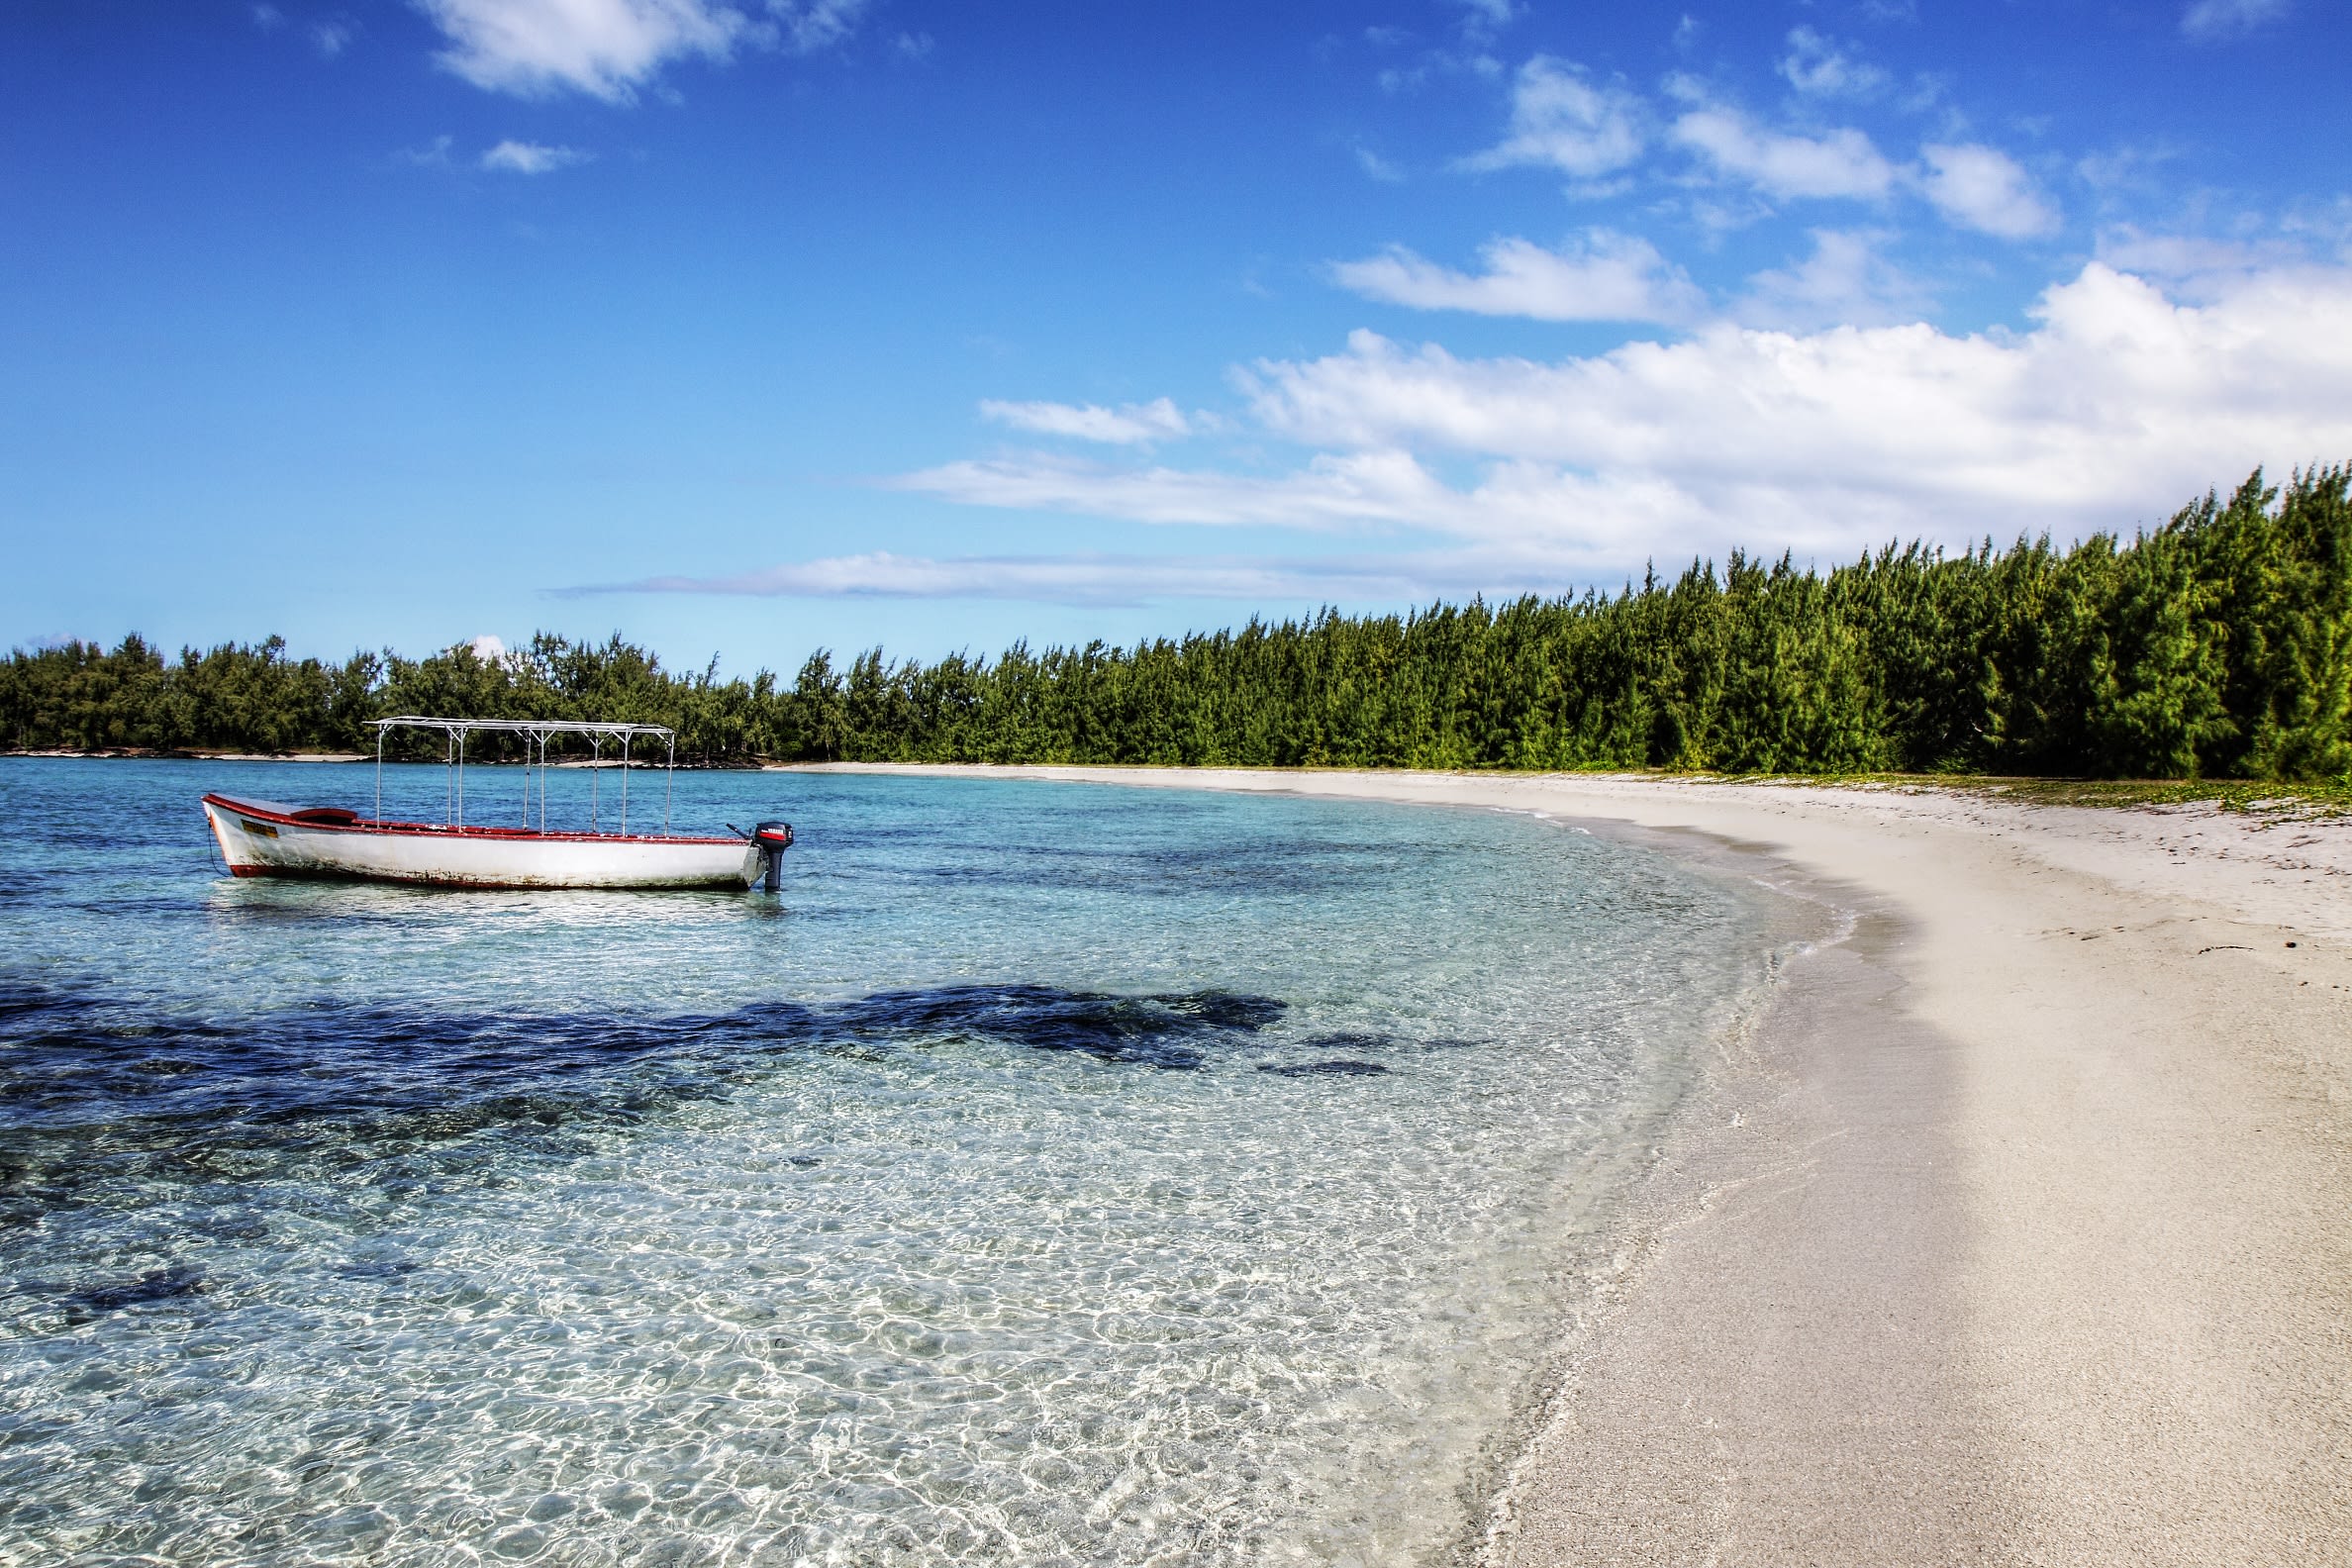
[{"left": 796, "top": 764, "right": 2352, "bottom": 1565}]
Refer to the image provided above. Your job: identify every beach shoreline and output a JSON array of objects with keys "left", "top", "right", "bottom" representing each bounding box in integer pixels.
[{"left": 794, "top": 763, "right": 2352, "bottom": 1564}]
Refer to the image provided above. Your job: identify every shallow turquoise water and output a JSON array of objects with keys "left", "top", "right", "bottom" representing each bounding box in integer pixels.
[{"left": 0, "top": 758, "right": 1773, "bottom": 1566}]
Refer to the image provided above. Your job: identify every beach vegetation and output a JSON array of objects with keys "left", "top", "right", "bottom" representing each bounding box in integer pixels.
[{"left": 6, "top": 464, "right": 2349, "bottom": 784}]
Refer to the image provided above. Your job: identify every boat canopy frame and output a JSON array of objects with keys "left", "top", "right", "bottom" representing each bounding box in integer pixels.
[{"left": 368, "top": 717, "right": 678, "bottom": 836}]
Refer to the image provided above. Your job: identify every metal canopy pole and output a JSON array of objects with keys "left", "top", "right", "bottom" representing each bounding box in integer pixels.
[{"left": 364, "top": 719, "right": 675, "bottom": 838}]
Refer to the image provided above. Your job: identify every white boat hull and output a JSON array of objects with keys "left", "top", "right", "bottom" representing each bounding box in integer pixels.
[{"left": 203, "top": 794, "right": 763, "bottom": 890}]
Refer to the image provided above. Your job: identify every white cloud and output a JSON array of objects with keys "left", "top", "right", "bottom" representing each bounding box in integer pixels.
[
  {"left": 468, "top": 634, "right": 509, "bottom": 660},
  {"left": 2182, "top": 0, "right": 2290, "bottom": 40},
  {"left": 1247, "top": 267, "right": 2352, "bottom": 478},
  {"left": 980, "top": 398, "right": 1192, "bottom": 444},
  {"left": 1918, "top": 142, "right": 2059, "bottom": 238},
  {"left": 1777, "top": 28, "right": 1888, "bottom": 99},
  {"left": 1735, "top": 229, "right": 1929, "bottom": 330},
  {"left": 1331, "top": 232, "right": 1706, "bottom": 325},
  {"left": 1354, "top": 146, "right": 1406, "bottom": 182},
  {"left": 1671, "top": 106, "right": 1897, "bottom": 199},
  {"left": 1462, "top": 56, "right": 1645, "bottom": 180},
  {"left": 480, "top": 139, "right": 592, "bottom": 173},
  {"left": 416, "top": 0, "right": 868, "bottom": 101},
  {"left": 420, "top": 0, "right": 743, "bottom": 98},
  {"left": 895, "top": 264, "right": 2352, "bottom": 577}
]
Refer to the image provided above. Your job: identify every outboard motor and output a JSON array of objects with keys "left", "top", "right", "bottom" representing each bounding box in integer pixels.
[{"left": 752, "top": 820, "right": 794, "bottom": 893}]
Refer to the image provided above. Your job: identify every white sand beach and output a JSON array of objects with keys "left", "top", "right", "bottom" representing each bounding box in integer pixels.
[{"left": 802, "top": 765, "right": 2352, "bottom": 1564}]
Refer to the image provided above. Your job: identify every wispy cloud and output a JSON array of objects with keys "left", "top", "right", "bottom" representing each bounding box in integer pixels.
[
  {"left": 2091, "top": 226, "right": 2320, "bottom": 299},
  {"left": 2075, "top": 141, "right": 2179, "bottom": 193},
  {"left": 1460, "top": 56, "right": 1645, "bottom": 181},
  {"left": 1484, "top": 63, "right": 2048, "bottom": 237},
  {"left": 980, "top": 398, "right": 1192, "bottom": 444},
  {"left": 771, "top": 0, "right": 871, "bottom": 54},
  {"left": 479, "top": 139, "right": 593, "bottom": 173},
  {"left": 2097, "top": 229, "right": 2274, "bottom": 278},
  {"left": 393, "top": 134, "right": 456, "bottom": 168},
  {"left": 889, "top": 450, "right": 1457, "bottom": 532},
  {"left": 1331, "top": 232, "right": 1706, "bottom": 325},
  {"left": 1734, "top": 229, "right": 1929, "bottom": 329},
  {"left": 1447, "top": 0, "right": 1517, "bottom": 29},
  {"left": 252, "top": 5, "right": 358, "bottom": 56},
  {"left": 2181, "top": 0, "right": 2291, "bottom": 40},
  {"left": 1777, "top": 28, "right": 1889, "bottom": 99},
  {"left": 565, "top": 548, "right": 1582, "bottom": 607},
  {"left": 1918, "top": 142, "right": 2059, "bottom": 238},
  {"left": 417, "top": 0, "right": 869, "bottom": 101},
  {"left": 1670, "top": 104, "right": 1897, "bottom": 200},
  {"left": 1444, "top": 0, "right": 1516, "bottom": 48}
]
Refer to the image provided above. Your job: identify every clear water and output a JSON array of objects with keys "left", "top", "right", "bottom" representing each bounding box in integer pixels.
[{"left": 0, "top": 758, "right": 1773, "bottom": 1566}]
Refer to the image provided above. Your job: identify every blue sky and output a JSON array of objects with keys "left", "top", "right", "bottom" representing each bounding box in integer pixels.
[{"left": 5, "top": 0, "right": 2350, "bottom": 674}]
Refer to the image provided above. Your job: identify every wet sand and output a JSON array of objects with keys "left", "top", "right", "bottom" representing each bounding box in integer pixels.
[{"left": 802, "top": 765, "right": 2352, "bottom": 1565}]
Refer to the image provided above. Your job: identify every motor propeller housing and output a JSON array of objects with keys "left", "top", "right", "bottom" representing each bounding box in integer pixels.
[{"left": 752, "top": 820, "right": 794, "bottom": 892}]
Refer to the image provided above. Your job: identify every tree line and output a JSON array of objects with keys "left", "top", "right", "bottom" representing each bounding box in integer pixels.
[{"left": 6, "top": 465, "right": 2348, "bottom": 780}]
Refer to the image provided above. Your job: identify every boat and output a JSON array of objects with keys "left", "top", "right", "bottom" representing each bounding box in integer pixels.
[{"left": 201, "top": 717, "right": 794, "bottom": 891}]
